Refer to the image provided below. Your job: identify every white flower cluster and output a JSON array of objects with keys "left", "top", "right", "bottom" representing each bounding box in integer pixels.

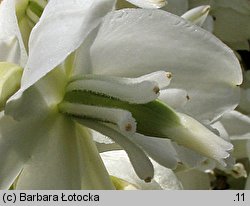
[{"left": 0, "top": 0, "right": 249, "bottom": 190}]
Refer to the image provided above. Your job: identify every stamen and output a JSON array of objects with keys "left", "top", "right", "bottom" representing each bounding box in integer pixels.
[
  {"left": 166, "top": 72, "right": 172, "bottom": 79},
  {"left": 26, "top": 0, "right": 47, "bottom": 24},
  {"left": 67, "top": 74, "right": 161, "bottom": 104},
  {"left": 59, "top": 102, "right": 137, "bottom": 134},
  {"left": 75, "top": 119, "right": 154, "bottom": 182},
  {"left": 26, "top": 7, "right": 40, "bottom": 24},
  {"left": 135, "top": 71, "right": 172, "bottom": 89},
  {"left": 30, "top": 0, "right": 48, "bottom": 9},
  {"left": 153, "top": 86, "right": 160, "bottom": 94},
  {"left": 144, "top": 177, "right": 152, "bottom": 183}
]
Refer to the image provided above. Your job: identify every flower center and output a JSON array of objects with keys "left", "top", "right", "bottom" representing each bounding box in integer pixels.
[{"left": 58, "top": 71, "right": 177, "bottom": 136}]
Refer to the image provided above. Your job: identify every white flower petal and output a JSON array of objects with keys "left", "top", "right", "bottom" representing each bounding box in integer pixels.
[
  {"left": 19, "top": 0, "right": 116, "bottom": 95},
  {"left": 15, "top": 115, "right": 114, "bottom": 189},
  {"left": 91, "top": 9, "right": 242, "bottom": 121},
  {"left": 172, "top": 143, "right": 206, "bottom": 167},
  {"left": 0, "top": 0, "right": 27, "bottom": 65},
  {"left": 201, "top": 15, "right": 214, "bottom": 32},
  {"left": 159, "top": 88, "right": 188, "bottom": 109},
  {"left": 0, "top": 113, "right": 27, "bottom": 189},
  {"left": 126, "top": 0, "right": 166, "bottom": 8},
  {"left": 176, "top": 169, "right": 210, "bottom": 190},
  {"left": 101, "top": 150, "right": 182, "bottom": 190},
  {"left": 127, "top": 133, "right": 179, "bottom": 169},
  {"left": 5, "top": 67, "right": 67, "bottom": 120},
  {"left": 220, "top": 111, "right": 250, "bottom": 138}
]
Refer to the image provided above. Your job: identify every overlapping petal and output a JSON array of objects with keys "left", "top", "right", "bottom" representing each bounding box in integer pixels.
[
  {"left": 90, "top": 9, "right": 242, "bottom": 121},
  {"left": 18, "top": 0, "right": 116, "bottom": 97}
]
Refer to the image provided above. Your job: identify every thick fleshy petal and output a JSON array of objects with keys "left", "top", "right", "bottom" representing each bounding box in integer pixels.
[
  {"left": 0, "top": 0, "right": 27, "bottom": 65},
  {"left": 90, "top": 9, "right": 242, "bottom": 121},
  {"left": 18, "top": 0, "right": 116, "bottom": 97}
]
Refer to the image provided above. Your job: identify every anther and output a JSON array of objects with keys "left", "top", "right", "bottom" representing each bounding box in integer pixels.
[
  {"left": 125, "top": 123, "right": 132, "bottom": 132},
  {"left": 166, "top": 72, "right": 172, "bottom": 79},
  {"left": 153, "top": 86, "right": 160, "bottom": 94},
  {"left": 144, "top": 177, "right": 152, "bottom": 183}
]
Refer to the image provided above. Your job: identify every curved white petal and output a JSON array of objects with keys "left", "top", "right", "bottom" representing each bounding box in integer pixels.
[
  {"left": 219, "top": 111, "right": 250, "bottom": 159},
  {"left": 15, "top": 115, "right": 114, "bottom": 189},
  {"left": 202, "top": 15, "right": 214, "bottom": 32},
  {"left": 159, "top": 88, "right": 188, "bottom": 109},
  {"left": 5, "top": 67, "right": 67, "bottom": 120},
  {"left": 0, "top": 110, "right": 114, "bottom": 189},
  {"left": 0, "top": 113, "right": 28, "bottom": 189},
  {"left": 126, "top": 0, "right": 166, "bottom": 8},
  {"left": 0, "top": 0, "right": 27, "bottom": 65},
  {"left": 19, "top": 0, "right": 116, "bottom": 96},
  {"left": 176, "top": 168, "right": 210, "bottom": 190},
  {"left": 220, "top": 111, "right": 250, "bottom": 138},
  {"left": 172, "top": 143, "right": 206, "bottom": 167},
  {"left": 127, "top": 133, "right": 179, "bottom": 169},
  {"left": 101, "top": 150, "right": 182, "bottom": 190},
  {"left": 91, "top": 9, "right": 242, "bottom": 121}
]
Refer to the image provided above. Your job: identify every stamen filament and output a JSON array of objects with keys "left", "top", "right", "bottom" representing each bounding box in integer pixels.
[
  {"left": 67, "top": 80, "right": 159, "bottom": 104},
  {"left": 68, "top": 73, "right": 162, "bottom": 104},
  {"left": 26, "top": 7, "right": 40, "bottom": 24}
]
